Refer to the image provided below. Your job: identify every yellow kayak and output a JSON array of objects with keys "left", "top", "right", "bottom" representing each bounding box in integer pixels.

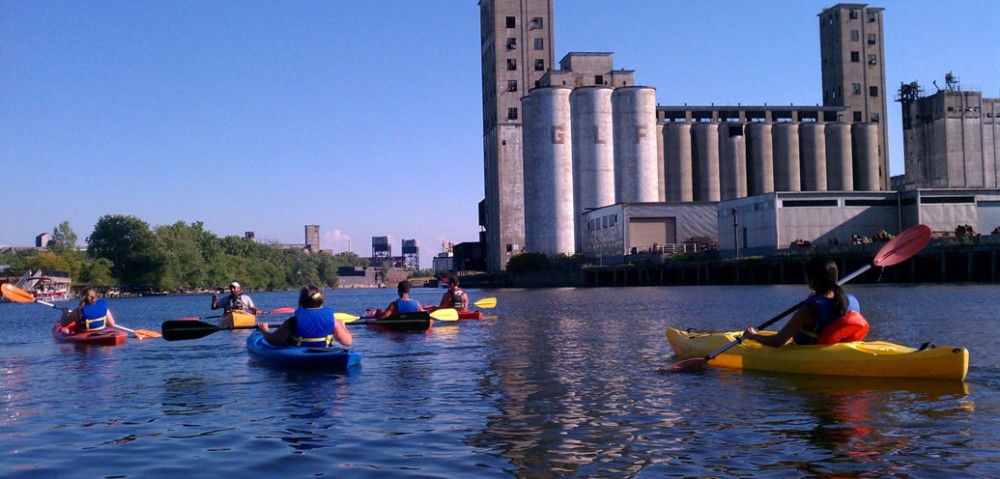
[
  {"left": 218, "top": 309, "right": 256, "bottom": 329},
  {"left": 665, "top": 327, "right": 969, "bottom": 381}
]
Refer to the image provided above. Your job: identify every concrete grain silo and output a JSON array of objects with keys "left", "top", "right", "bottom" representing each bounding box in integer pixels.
[
  {"left": 522, "top": 87, "right": 575, "bottom": 255},
  {"left": 799, "top": 122, "right": 827, "bottom": 191},
  {"left": 747, "top": 123, "right": 774, "bottom": 195},
  {"left": 692, "top": 122, "right": 721, "bottom": 201},
  {"left": 664, "top": 122, "right": 693, "bottom": 202},
  {"left": 719, "top": 123, "right": 747, "bottom": 200},
  {"left": 852, "top": 122, "right": 880, "bottom": 191},
  {"left": 772, "top": 122, "right": 801, "bottom": 192},
  {"left": 612, "top": 86, "right": 659, "bottom": 203},
  {"left": 571, "top": 86, "right": 615, "bottom": 253},
  {"left": 825, "top": 122, "right": 853, "bottom": 191}
]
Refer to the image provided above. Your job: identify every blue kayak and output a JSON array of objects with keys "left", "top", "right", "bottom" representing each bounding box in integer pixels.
[{"left": 246, "top": 330, "right": 361, "bottom": 370}]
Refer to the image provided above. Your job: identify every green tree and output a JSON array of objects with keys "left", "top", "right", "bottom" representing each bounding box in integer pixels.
[
  {"left": 156, "top": 221, "right": 211, "bottom": 290},
  {"left": 80, "top": 257, "right": 115, "bottom": 286},
  {"left": 48, "top": 221, "right": 78, "bottom": 254},
  {"left": 87, "top": 215, "right": 165, "bottom": 286}
]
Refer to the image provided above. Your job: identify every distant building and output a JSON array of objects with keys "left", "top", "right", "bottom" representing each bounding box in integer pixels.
[
  {"left": 245, "top": 231, "right": 256, "bottom": 241},
  {"left": 305, "top": 225, "right": 320, "bottom": 252},
  {"left": 897, "top": 76, "right": 1000, "bottom": 189},
  {"left": 35, "top": 233, "right": 50, "bottom": 248},
  {"left": 819, "top": 3, "right": 890, "bottom": 190}
]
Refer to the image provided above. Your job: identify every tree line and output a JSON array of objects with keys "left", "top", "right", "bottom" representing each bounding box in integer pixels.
[{"left": 0, "top": 215, "right": 370, "bottom": 292}]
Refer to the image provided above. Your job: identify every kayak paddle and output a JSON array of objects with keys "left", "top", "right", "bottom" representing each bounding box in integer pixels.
[
  {"left": 341, "top": 308, "right": 461, "bottom": 324},
  {"left": 1, "top": 283, "right": 162, "bottom": 340},
  {"left": 161, "top": 319, "right": 274, "bottom": 341},
  {"left": 473, "top": 297, "right": 497, "bottom": 309},
  {"left": 662, "top": 224, "right": 932, "bottom": 373},
  {"left": 196, "top": 307, "right": 295, "bottom": 320}
]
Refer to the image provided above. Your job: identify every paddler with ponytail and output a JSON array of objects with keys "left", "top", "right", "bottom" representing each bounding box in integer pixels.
[
  {"left": 59, "top": 287, "right": 117, "bottom": 334},
  {"left": 743, "top": 255, "right": 869, "bottom": 347},
  {"left": 258, "top": 285, "right": 351, "bottom": 348}
]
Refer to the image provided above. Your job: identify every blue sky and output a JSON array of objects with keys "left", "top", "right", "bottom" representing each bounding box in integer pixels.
[{"left": 2, "top": 1, "right": 997, "bottom": 268}]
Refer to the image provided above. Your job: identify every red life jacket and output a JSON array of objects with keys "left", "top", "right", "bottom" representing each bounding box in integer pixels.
[{"left": 816, "top": 310, "right": 870, "bottom": 344}]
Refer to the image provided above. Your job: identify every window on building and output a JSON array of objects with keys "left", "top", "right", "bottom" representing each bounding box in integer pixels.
[
  {"left": 849, "top": 9, "right": 859, "bottom": 19},
  {"left": 868, "top": 11, "right": 876, "bottom": 22},
  {"left": 530, "top": 17, "right": 543, "bottom": 29},
  {"left": 505, "top": 16, "right": 515, "bottom": 28},
  {"left": 507, "top": 107, "right": 518, "bottom": 120},
  {"left": 533, "top": 38, "right": 544, "bottom": 50},
  {"left": 850, "top": 30, "right": 859, "bottom": 41},
  {"left": 869, "top": 86, "right": 878, "bottom": 97},
  {"left": 506, "top": 38, "right": 516, "bottom": 50},
  {"left": 851, "top": 51, "right": 860, "bottom": 62},
  {"left": 594, "top": 75, "right": 604, "bottom": 85},
  {"left": 506, "top": 59, "right": 516, "bottom": 71},
  {"left": 534, "top": 59, "right": 545, "bottom": 71},
  {"left": 507, "top": 80, "right": 518, "bottom": 92},
  {"left": 868, "top": 54, "right": 877, "bottom": 65},
  {"left": 852, "top": 83, "right": 862, "bottom": 95},
  {"left": 868, "top": 33, "right": 877, "bottom": 44},
  {"left": 870, "top": 113, "right": 880, "bottom": 122},
  {"left": 853, "top": 111, "right": 863, "bottom": 122}
]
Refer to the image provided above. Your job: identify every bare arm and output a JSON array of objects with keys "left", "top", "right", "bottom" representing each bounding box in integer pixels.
[
  {"left": 377, "top": 301, "right": 397, "bottom": 320},
  {"left": 439, "top": 292, "right": 451, "bottom": 308},
  {"left": 743, "top": 308, "right": 811, "bottom": 348},
  {"left": 259, "top": 318, "right": 293, "bottom": 346},
  {"left": 333, "top": 320, "right": 352, "bottom": 347}
]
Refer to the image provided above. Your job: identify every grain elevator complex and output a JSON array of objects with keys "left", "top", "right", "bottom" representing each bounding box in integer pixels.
[{"left": 479, "top": 1, "right": 998, "bottom": 272}]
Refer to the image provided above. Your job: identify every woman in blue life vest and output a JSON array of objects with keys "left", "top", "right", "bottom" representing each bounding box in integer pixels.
[
  {"left": 59, "top": 288, "right": 117, "bottom": 334},
  {"left": 742, "top": 255, "right": 867, "bottom": 347},
  {"left": 258, "top": 285, "right": 351, "bottom": 348},
  {"left": 376, "top": 280, "right": 424, "bottom": 319}
]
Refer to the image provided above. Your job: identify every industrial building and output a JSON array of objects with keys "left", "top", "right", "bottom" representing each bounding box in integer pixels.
[
  {"left": 480, "top": 1, "right": 892, "bottom": 270},
  {"left": 898, "top": 75, "right": 1000, "bottom": 189}
]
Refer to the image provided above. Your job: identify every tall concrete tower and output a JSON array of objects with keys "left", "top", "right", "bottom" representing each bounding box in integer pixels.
[
  {"left": 479, "top": 0, "right": 555, "bottom": 272},
  {"left": 305, "top": 225, "right": 319, "bottom": 253},
  {"left": 819, "top": 3, "right": 889, "bottom": 190}
]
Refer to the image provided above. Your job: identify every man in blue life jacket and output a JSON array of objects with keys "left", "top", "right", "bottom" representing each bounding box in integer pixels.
[
  {"left": 210, "top": 282, "right": 261, "bottom": 315},
  {"left": 377, "top": 280, "right": 424, "bottom": 319}
]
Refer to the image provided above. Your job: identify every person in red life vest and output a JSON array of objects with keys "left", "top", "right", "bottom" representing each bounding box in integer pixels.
[
  {"left": 439, "top": 276, "right": 469, "bottom": 311},
  {"left": 211, "top": 281, "right": 261, "bottom": 315},
  {"left": 59, "top": 287, "right": 117, "bottom": 334},
  {"left": 377, "top": 280, "right": 424, "bottom": 319},
  {"left": 258, "top": 285, "right": 351, "bottom": 347},
  {"left": 743, "top": 255, "right": 869, "bottom": 347}
]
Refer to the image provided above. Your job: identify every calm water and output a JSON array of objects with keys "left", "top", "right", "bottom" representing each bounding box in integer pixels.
[{"left": 1, "top": 285, "right": 997, "bottom": 478}]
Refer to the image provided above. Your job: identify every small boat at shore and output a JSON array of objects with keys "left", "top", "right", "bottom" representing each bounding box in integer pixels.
[{"left": 665, "top": 327, "right": 968, "bottom": 381}]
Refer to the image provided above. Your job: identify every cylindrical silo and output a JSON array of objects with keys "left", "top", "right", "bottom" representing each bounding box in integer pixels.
[
  {"left": 571, "top": 86, "right": 615, "bottom": 253},
  {"left": 612, "top": 86, "right": 659, "bottom": 203},
  {"left": 772, "top": 122, "right": 801, "bottom": 192},
  {"left": 799, "top": 122, "right": 827, "bottom": 191},
  {"left": 719, "top": 123, "right": 747, "bottom": 200},
  {"left": 747, "top": 122, "right": 774, "bottom": 195},
  {"left": 852, "top": 122, "right": 880, "bottom": 191},
  {"left": 825, "top": 122, "right": 853, "bottom": 191},
  {"left": 664, "top": 122, "right": 693, "bottom": 202},
  {"left": 522, "top": 87, "right": 575, "bottom": 255},
  {"left": 692, "top": 122, "right": 721, "bottom": 201}
]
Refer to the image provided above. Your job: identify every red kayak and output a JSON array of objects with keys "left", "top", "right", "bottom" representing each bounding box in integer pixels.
[
  {"left": 52, "top": 323, "right": 127, "bottom": 346},
  {"left": 424, "top": 305, "right": 483, "bottom": 320}
]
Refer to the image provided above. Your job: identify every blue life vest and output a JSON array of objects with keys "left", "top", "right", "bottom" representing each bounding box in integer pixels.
[
  {"left": 395, "top": 299, "right": 420, "bottom": 313},
  {"left": 794, "top": 294, "right": 860, "bottom": 345},
  {"left": 77, "top": 299, "right": 108, "bottom": 331},
  {"left": 290, "top": 307, "right": 335, "bottom": 347}
]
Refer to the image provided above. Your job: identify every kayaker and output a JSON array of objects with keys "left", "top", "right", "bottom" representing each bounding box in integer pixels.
[
  {"left": 258, "top": 285, "right": 351, "bottom": 347},
  {"left": 376, "top": 280, "right": 424, "bottom": 319},
  {"left": 742, "top": 255, "right": 865, "bottom": 347},
  {"left": 439, "top": 276, "right": 469, "bottom": 311},
  {"left": 59, "top": 287, "right": 117, "bottom": 333},
  {"left": 211, "top": 282, "right": 261, "bottom": 315}
]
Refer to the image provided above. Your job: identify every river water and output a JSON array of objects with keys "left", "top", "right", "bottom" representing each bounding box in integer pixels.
[{"left": 1, "top": 284, "right": 997, "bottom": 478}]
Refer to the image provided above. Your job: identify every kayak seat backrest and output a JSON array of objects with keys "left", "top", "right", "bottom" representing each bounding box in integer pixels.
[
  {"left": 817, "top": 310, "right": 870, "bottom": 344},
  {"left": 395, "top": 311, "right": 431, "bottom": 321}
]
